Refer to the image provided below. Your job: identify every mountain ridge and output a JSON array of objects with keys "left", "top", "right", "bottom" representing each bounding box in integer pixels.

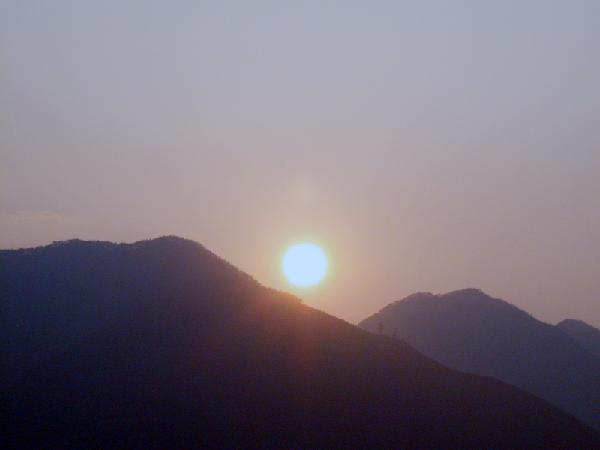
[
  {"left": 3, "top": 239, "right": 599, "bottom": 448},
  {"left": 359, "top": 289, "right": 600, "bottom": 430},
  {"left": 557, "top": 318, "right": 600, "bottom": 359}
]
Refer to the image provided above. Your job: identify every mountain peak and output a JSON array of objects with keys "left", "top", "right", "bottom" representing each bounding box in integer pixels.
[
  {"left": 383, "top": 289, "right": 531, "bottom": 321},
  {"left": 134, "top": 235, "right": 202, "bottom": 247},
  {"left": 557, "top": 319, "right": 600, "bottom": 359},
  {"left": 394, "top": 288, "right": 491, "bottom": 304},
  {"left": 444, "top": 287, "right": 489, "bottom": 299},
  {"left": 7, "top": 235, "right": 205, "bottom": 253},
  {"left": 48, "top": 238, "right": 113, "bottom": 248},
  {"left": 359, "top": 289, "right": 600, "bottom": 430},
  {"left": 558, "top": 318, "right": 595, "bottom": 328}
]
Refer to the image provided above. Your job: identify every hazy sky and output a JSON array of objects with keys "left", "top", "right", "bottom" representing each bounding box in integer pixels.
[{"left": 2, "top": 1, "right": 599, "bottom": 326}]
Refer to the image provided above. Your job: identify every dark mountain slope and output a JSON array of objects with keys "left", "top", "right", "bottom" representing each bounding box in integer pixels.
[
  {"left": 0, "top": 236, "right": 257, "bottom": 388},
  {"left": 359, "top": 289, "right": 600, "bottom": 430},
  {"left": 2, "top": 241, "right": 599, "bottom": 448},
  {"left": 558, "top": 319, "right": 600, "bottom": 359}
]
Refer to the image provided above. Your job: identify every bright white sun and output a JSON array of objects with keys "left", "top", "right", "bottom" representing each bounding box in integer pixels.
[{"left": 282, "top": 243, "right": 328, "bottom": 287}]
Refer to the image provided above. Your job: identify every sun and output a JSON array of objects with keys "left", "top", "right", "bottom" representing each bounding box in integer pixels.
[{"left": 282, "top": 243, "right": 328, "bottom": 287}]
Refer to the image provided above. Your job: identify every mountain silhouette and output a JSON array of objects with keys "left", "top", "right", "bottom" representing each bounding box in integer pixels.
[
  {"left": 557, "top": 319, "right": 600, "bottom": 359},
  {"left": 2, "top": 241, "right": 599, "bottom": 448},
  {"left": 359, "top": 289, "right": 600, "bottom": 430},
  {"left": 1, "top": 236, "right": 259, "bottom": 389}
]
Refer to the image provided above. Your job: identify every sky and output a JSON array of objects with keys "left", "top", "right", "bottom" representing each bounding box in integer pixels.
[{"left": 2, "top": 1, "right": 599, "bottom": 326}]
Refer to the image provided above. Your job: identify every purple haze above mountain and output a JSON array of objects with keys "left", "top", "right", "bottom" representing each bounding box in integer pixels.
[{"left": 1, "top": 1, "right": 599, "bottom": 326}]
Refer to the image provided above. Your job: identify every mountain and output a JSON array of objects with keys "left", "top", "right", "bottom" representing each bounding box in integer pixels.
[
  {"left": 557, "top": 319, "right": 600, "bottom": 359},
  {"left": 2, "top": 241, "right": 599, "bottom": 449},
  {"left": 0, "top": 236, "right": 259, "bottom": 389},
  {"left": 359, "top": 289, "right": 600, "bottom": 431}
]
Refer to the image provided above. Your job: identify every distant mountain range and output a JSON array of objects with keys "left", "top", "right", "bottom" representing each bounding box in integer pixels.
[
  {"left": 2, "top": 238, "right": 599, "bottom": 448},
  {"left": 359, "top": 289, "right": 600, "bottom": 431},
  {"left": 557, "top": 318, "right": 600, "bottom": 359}
]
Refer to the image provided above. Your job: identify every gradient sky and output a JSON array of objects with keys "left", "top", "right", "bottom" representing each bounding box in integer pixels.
[{"left": 2, "top": 1, "right": 599, "bottom": 326}]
